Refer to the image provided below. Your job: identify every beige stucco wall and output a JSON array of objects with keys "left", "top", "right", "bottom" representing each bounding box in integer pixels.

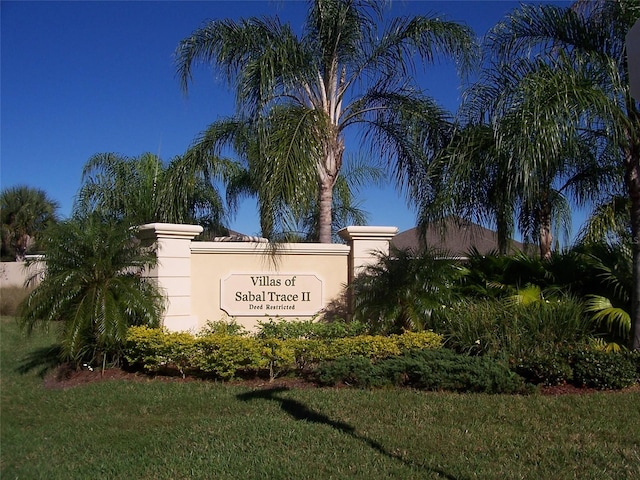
[
  {"left": 190, "top": 242, "right": 350, "bottom": 332},
  {"left": 137, "top": 224, "right": 397, "bottom": 333},
  {"left": 0, "top": 260, "right": 44, "bottom": 288}
]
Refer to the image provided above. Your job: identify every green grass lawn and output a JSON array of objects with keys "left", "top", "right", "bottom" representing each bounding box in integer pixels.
[{"left": 1, "top": 316, "right": 639, "bottom": 480}]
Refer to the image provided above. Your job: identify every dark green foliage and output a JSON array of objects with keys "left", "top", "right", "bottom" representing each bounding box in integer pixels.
[
  {"left": 19, "top": 214, "right": 164, "bottom": 367},
  {"left": 75, "top": 152, "right": 228, "bottom": 238},
  {"left": 351, "top": 247, "right": 463, "bottom": 334},
  {"left": 314, "top": 356, "right": 387, "bottom": 388},
  {"left": 569, "top": 349, "right": 638, "bottom": 390},
  {"left": 315, "top": 349, "right": 526, "bottom": 394},
  {"left": 1, "top": 185, "right": 58, "bottom": 261},
  {"left": 514, "top": 351, "right": 573, "bottom": 386},
  {"left": 458, "top": 244, "right": 633, "bottom": 346},
  {"left": 515, "top": 348, "right": 639, "bottom": 389},
  {"left": 436, "top": 297, "right": 591, "bottom": 360},
  {"left": 630, "top": 350, "right": 640, "bottom": 378},
  {"left": 385, "top": 349, "right": 526, "bottom": 393}
]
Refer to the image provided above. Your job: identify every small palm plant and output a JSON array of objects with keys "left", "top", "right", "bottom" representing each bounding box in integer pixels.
[
  {"left": 581, "top": 241, "right": 632, "bottom": 348},
  {"left": 350, "top": 247, "right": 463, "bottom": 334},
  {"left": 19, "top": 214, "right": 165, "bottom": 368}
]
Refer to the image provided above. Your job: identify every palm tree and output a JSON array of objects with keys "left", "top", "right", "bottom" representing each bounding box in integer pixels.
[
  {"left": 19, "top": 214, "right": 164, "bottom": 367},
  {"left": 419, "top": 53, "right": 619, "bottom": 260},
  {"left": 175, "top": 0, "right": 476, "bottom": 243},
  {"left": 189, "top": 117, "right": 383, "bottom": 240},
  {"left": 75, "top": 152, "right": 228, "bottom": 236},
  {"left": 1, "top": 185, "right": 58, "bottom": 261},
  {"left": 350, "top": 246, "right": 463, "bottom": 334},
  {"left": 482, "top": 0, "right": 640, "bottom": 348}
]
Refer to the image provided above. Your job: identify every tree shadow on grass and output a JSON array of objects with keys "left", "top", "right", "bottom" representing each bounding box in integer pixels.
[
  {"left": 15, "top": 344, "right": 63, "bottom": 377},
  {"left": 237, "top": 387, "right": 466, "bottom": 480}
]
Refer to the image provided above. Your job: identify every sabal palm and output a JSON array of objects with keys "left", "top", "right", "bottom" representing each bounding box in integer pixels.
[
  {"left": 0, "top": 185, "right": 58, "bottom": 261},
  {"left": 75, "top": 152, "right": 227, "bottom": 235},
  {"left": 483, "top": 0, "right": 640, "bottom": 347},
  {"left": 19, "top": 214, "right": 164, "bottom": 366},
  {"left": 175, "top": 0, "right": 476, "bottom": 243}
]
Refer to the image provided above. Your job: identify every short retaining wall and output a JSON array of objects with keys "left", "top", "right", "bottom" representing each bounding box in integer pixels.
[{"left": 138, "top": 224, "right": 397, "bottom": 332}]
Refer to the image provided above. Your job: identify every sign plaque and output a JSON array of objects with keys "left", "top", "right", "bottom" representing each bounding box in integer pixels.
[{"left": 221, "top": 273, "right": 323, "bottom": 316}]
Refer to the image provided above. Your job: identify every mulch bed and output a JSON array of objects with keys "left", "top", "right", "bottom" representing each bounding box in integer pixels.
[
  {"left": 42, "top": 364, "right": 318, "bottom": 390},
  {"left": 42, "top": 364, "right": 639, "bottom": 395}
]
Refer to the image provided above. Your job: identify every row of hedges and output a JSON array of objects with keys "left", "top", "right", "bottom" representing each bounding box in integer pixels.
[
  {"left": 124, "top": 326, "right": 443, "bottom": 380},
  {"left": 515, "top": 348, "right": 640, "bottom": 390},
  {"left": 125, "top": 325, "right": 639, "bottom": 391},
  {"left": 315, "top": 349, "right": 527, "bottom": 394}
]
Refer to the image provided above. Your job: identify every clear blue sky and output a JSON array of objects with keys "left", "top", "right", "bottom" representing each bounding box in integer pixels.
[{"left": 1, "top": 0, "right": 572, "bottom": 238}]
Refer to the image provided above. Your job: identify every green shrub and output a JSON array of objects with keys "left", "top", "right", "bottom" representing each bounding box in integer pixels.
[
  {"left": 315, "top": 349, "right": 526, "bottom": 394},
  {"left": 569, "top": 349, "right": 637, "bottom": 390},
  {"left": 124, "top": 326, "right": 197, "bottom": 377},
  {"left": 198, "top": 319, "right": 248, "bottom": 337},
  {"left": 630, "top": 350, "right": 640, "bottom": 378},
  {"left": 388, "top": 349, "right": 526, "bottom": 394},
  {"left": 437, "top": 298, "right": 591, "bottom": 359},
  {"left": 255, "top": 318, "right": 367, "bottom": 340},
  {"left": 195, "top": 335, "right": 267, "bottom": 379},
  {"left": 513, "top": 352, "right": 573, "bottom": 386},
  {"left": 291, "top": 331, "right": 442, "bottom": 367},
  {"left": 125, "top": 327, "right": 442, "bottom": 380},
  {"left": 20, "top": 216, "right": 164, "bottom": 367},
  {"left": 314, "top": 356, "right": 388, "bottom": 388}
]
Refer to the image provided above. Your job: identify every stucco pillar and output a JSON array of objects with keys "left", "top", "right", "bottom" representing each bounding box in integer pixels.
[
  {"left": 338, "top": 226, "right": 398, "bottom": 282},
  {"left": 137, "top": 223, "right": 203, "bottom": 332}
]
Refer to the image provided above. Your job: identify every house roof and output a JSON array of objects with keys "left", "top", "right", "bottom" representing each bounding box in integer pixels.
[{"left": 391, "top": 217, "right": 525, "bottom": 256}]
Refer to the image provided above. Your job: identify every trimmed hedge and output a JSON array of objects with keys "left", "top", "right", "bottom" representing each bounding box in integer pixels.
[
  {"left": 570, "top": 349, "right": 638, "bottom": 390},
  {"left": 124, "top": 326, "right": 442, "bottom": 380},
  {"left": 315, "top": 349, "right": 527, "bottom": 394},
  {"left": 514, "top": 348, "right": 639, "bottom": 390}
]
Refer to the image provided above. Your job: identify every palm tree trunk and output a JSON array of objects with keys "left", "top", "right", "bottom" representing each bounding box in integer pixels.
[
  {"left": 316, "top": 136, "right": 344, "bottom": 243},
  {"left": 318, "top": 179, "right": 334, "bottom": 243},
  {"left": 538, "top": 198, "right": 553, "bottom": 261}
]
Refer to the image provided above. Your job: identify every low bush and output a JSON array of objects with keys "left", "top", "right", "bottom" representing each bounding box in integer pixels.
[
  {"left": 195, "top": 335, "right": 268, "bottom": 379},
  {"left": 314, "top": 356, "right": 386, "bottom": 388},
  {"left": 197, "top": 319, "right": 248, "bottom": 337},
  {"left": 124, "top": 326, "right": 442, "bottom": 380},
  {"left": 124, "top": 326, "right": 197, "bottom": 377},
  {"left": 569, "top": 349, "right": 638, "bottom": 390},
  {"left": 436, "top": 298, "right": 591, "bottom": 360},
  {"left": 315, "top": 349, "right": 526, "bottom": 394},
  {"left": 255, "top": 318, "right": 367, "bottom": 340},
  {"left": 513, "top": 352, "right": 573, "bottom": 386}
]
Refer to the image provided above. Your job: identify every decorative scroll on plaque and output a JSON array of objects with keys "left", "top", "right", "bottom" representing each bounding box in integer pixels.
[{"left": 220, "top": 273, "right": 323, "bottom": 316}]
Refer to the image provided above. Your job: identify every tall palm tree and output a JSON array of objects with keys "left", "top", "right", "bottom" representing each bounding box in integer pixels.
[
  {"left": 483, "top": 0, "right": 640, "bottom": 348},
  {"left": 19, "top": 214, "right": 164, "bottom": 367},
  {"left": 175, "top": 0, "right": 476, "bottom": 243},
  {"left": 419, "top": 53, "right": 619, "bottom": 260},
  {"left": 189, "top": 117, "right": 382, "bottom": 240},
  {"left": 75, "top": 152, "right": 228, "bottom": 236},
  {"left": 1, "top": 185, "right": 58, "bottom": 261}
]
